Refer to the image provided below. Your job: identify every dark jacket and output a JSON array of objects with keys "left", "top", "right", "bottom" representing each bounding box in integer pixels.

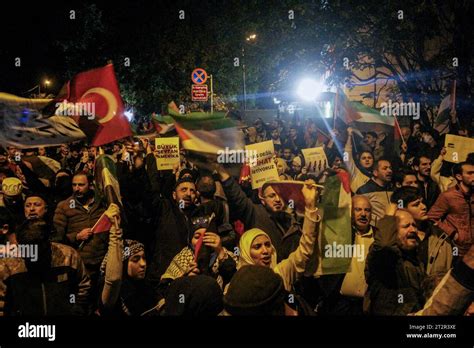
[
  {"left": 221, "top": 177, "right": 302, "bottom": 261},
  {"left": 116, "top": 162, "right": 154, "bottom": 244},
  {"left": 0, "top": 242, "right": 91, "bottom": 316},
  {"left": 144, "top": 154, "right": 198, "bottom": 286},
  {"left": 417, "top": 177, "right": 440, "bottom": 210},
  {"left": 52, "top": 194, "right": 108, "bottom": 266},
  {"left": 365, "top": 216, "right": 426, "bottom": 315},
  {"left": 146, "top": 196, "right": 198, "bottom": 286}
]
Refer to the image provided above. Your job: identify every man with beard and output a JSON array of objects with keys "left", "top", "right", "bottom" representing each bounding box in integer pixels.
[
  {"left": 428, "top": 161, "right": 474, "bottom": 258},
  {"left": 139, "top": 142, "right": 202, "bottom": 290},
  {"left": 365, "top": 208, "right": 426, "bottom": 315},
  {"left": 317, "top": 196, "right": 376, "bottom": 315},
  {"left": 0, "top": 219, "right": 91, "bottom": 316},
  {"left": 356, "top": 158, "right": 394, "bottom": 226},
  {"left": 253, "top": 118, "right": 268, "bottom": 143},
  {"left": 270, "top": 126, "right": 283, "bottom": 153},
  {"left": 145, "top": 177, "right": 200, "bottom": 288},
  {"left": 413, "top": 155, "right": 440, "bottom": 210},
  {"left": 52, "top": 171, "right": 109, "bottom": 307},
  {"left": 391, "top": 187, "right": 453, "bottom": 277},
  {"left": 216, "top": 165, "right": 304, "bottom": 261}
]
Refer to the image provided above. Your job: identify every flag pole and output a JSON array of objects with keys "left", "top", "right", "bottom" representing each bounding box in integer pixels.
[
  {"left": 333, "top": 88, "right": 339, "bottom": 130},
  {"left": 113, "top": 216, "right": 119, "bottom": 230},
  {"left": 393, "top": 114, "right": 406, "bottom": 146},
  {"left": 452, "top": 80, "right": 457, "bottom": 113}
]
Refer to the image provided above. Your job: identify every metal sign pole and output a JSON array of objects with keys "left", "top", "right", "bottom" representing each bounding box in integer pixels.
[{"left": 210, "top": 74, "right": 214, "bottom": 114}]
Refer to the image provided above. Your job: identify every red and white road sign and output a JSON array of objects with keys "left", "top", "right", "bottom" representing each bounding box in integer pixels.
[{"left": 192, "top": 84, "right": 208, "bottom": 101}]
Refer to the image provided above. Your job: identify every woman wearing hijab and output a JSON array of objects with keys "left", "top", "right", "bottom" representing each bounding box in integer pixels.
[
  {"left": 98, "top": 205, "right": 162, "bottom": 316},
  {"left": 234, "top": 181, "right": 321, "bottom": 292},
  {"left": 160, "top": 214, "right": 238, "bottom": 289}
]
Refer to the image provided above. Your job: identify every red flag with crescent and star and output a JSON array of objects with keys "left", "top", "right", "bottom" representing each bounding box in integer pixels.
[{"left": 61, "top": 64, "right": 132, "bottom": 146}]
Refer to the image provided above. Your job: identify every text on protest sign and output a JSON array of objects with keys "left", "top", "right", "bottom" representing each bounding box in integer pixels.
[
  {"left": 155, "top": 137, "right": 180, "bottom": 170},
  {"left": 301, "top": 147, "right": 328, "bottom": 176},
  {"left": 245, "top": 140, "right": 279, "bottom": 189}
]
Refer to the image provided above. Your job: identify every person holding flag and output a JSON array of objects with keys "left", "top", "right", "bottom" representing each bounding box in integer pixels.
[
  {"left": 53, "top": 171, "right": 119, "bottom": 312},
  {"left": 160, "top": 214, "right": 237, "bottom": 289}
]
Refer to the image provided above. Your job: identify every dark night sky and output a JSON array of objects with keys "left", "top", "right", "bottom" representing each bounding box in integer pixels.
[
  {"left": 0, "top": 0, "right": 194, "bottom": 95},
  {"left": 1, "top": 1, "right": 75, "bottom": 94}
]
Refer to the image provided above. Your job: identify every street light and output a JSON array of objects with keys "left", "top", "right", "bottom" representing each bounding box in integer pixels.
[
  {"left": 242, "top": 33, "right": 257, "bottom": 111},
  {"left": 43, "top": 79, "right": 52, "bottom": 96},
  {"left": 246, "top": 34, "right": 257, "bottom": 41}
]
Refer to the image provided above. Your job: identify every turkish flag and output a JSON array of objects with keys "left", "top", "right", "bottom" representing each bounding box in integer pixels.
[{"left": 64, "top": 64, "right": 132, "bottom": 146}]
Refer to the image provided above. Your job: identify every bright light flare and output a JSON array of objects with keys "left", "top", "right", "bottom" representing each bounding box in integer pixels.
[
  {"left": 297, "top": 78, "right": 324, "bottom": 101},
  {"left": 124, "top": 110, "right": 134, "bottom": 121}
]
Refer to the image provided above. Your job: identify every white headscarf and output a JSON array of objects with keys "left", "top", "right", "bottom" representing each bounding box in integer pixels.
[{"left": 237, "top": 228, "right": 277, "bottom": 270}]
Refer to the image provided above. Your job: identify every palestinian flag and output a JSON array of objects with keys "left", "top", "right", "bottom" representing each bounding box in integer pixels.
[
  {"left": 152, "top": 113, "right": 175, "bottom": 134},
  {"left": 168, "top": 101, "right": 181, "bottom": 116},
  {"left": 22, "top": 155, "right": 61, "bottom": 185},
  {"left": 0, "top": 92, "right": 86, "bottom": 148},
  {"left": 351, "top": 101, "right": 394, "bottom": 127},
  {"left": 306, "top": 170, "right": 352, "bottom": 276},
  {"left": 94, "top": 154, "right": 122, "bottom": 207},
  {"left": 326, "top": 91, "right": 395, "bottom": 131},
  {"left": 434, "top": 81, "right": 456, "bottom": 135},
  {"left": 334, "top": 88, "right": 362, "bottom": 124},
  {"left": 173, "top": 113, "right": 245, "bottom": 177}
]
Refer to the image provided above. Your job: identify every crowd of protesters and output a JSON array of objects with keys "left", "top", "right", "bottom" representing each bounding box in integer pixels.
[{"left": 0, "top": 111, "right": 473, "bottom": 317}]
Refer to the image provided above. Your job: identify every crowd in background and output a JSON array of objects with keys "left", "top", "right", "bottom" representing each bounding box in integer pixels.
[{"left": 0, "top": 112, "right": 473, "bottom": 316}]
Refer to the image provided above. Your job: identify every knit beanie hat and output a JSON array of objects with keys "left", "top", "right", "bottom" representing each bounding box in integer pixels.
[
  {"left": 223, "top": 265, "right": 286, "bottom": 316},
  {"left": 100, "top": 239, "right": 145, "bottom": 275}
]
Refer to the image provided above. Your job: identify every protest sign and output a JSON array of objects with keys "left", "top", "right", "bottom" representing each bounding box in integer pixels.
[
  {"left": 445, "top": 134, "right": 474, "bottom": 163},
  {"left": 155, "top": 137, "right": 180, "bottom": 170},
  {"left": 301, "top": 147, "right": 328, "bottom": 175},
  {"left": 245, "top": 140, "right": 279, "bottom": 189}
]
